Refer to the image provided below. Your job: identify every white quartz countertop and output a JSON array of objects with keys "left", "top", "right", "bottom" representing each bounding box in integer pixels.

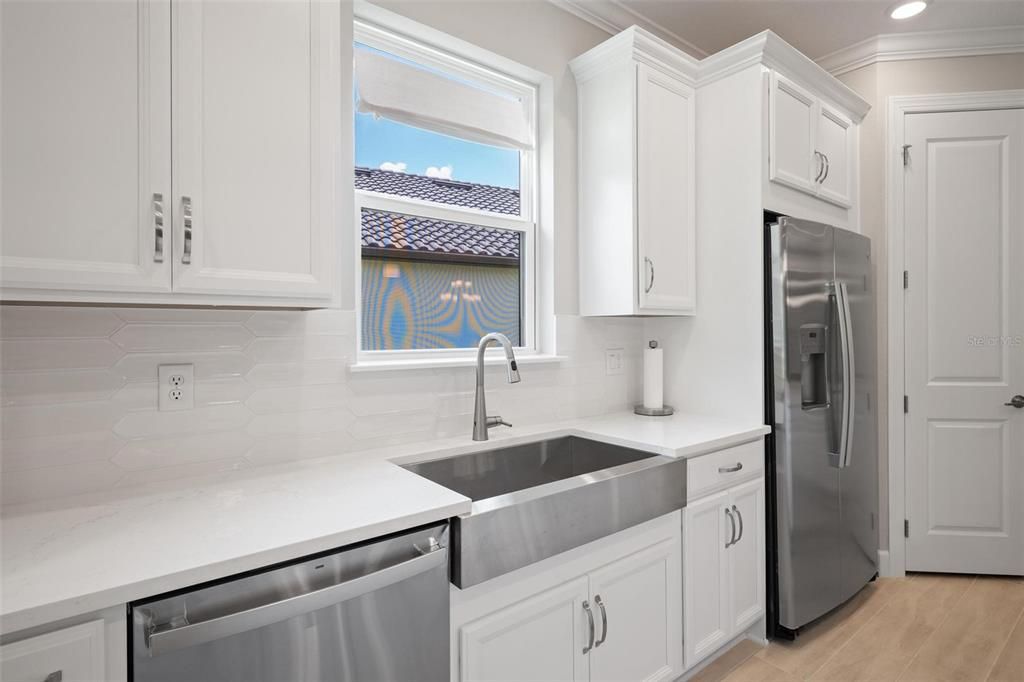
[{"left": 1, "top": 411, "right": 768, "bottom": 634}]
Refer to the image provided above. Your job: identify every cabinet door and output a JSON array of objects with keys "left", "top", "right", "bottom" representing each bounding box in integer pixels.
[
  {"left": 635, "top": 63, "right": 696, "bottom": 314},
  {"left": 816, "top": 104, "right": 853, "bottom": 208},
  {"left": 683, "top": 491, "right": 731, "bottom": 669},
  {"left": 0, "top": 0, "right": 171, "bottom": 295},
  {"left": 1, "top": 620, "right": 105, "bottom": 682},
  {"left": 459, "top": 577, "right": 590, "bottom": 682},
  {"left": 171, "top": 0, "right": 338, "bottom": 300},
  {"left": 589, "top": 538, "right": 682, "bottom": 682},
  {"left": 768, "top": 72, "right": 818, "bottom": 194},
  {"left": 727, "top": 479, "right": 766, "bottom": 633}
]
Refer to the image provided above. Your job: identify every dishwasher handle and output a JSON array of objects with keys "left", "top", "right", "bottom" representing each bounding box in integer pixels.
[{"left": 145, "top": 544, "right": 447, "bottom": 657}]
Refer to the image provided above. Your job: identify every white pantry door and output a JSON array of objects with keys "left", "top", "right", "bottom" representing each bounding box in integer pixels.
[
  {"left": 171, "top": 0, "right": 338, "bottom": 300},
  {"left": 904, "top": 108, "right": 1024, "bottom": 575}
]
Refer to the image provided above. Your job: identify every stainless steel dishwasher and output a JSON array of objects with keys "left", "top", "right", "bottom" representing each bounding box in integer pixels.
[{"left": 130, "top": 522, "right": 449, "bottom": 682}]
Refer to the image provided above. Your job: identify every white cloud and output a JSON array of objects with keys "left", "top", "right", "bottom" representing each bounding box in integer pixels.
[
  {"left": 425, "top": 165, "right": 454, "bottom": 180},
  {"left": 379, "top": 161, "right": 407, "bottom": 173}
]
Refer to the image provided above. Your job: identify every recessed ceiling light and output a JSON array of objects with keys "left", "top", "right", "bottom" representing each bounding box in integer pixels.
[{"left": 889, "top": 0, "right": 929, "bottom": 19}]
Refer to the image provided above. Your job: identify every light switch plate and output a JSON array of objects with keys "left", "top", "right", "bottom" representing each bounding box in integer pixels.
[
  {"left": 605, "top": 349, "right": 624, "bottom": 375},
  {"left": 158, "top": 364, "right": 194, "bottom": 411}
]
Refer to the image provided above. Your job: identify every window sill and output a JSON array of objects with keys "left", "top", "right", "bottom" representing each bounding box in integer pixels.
[{"left": 349, "top": 354, "right": 568, "bottom": 373}]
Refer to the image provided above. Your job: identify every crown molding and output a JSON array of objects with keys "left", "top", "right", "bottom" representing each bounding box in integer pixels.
[
  {"left": 817, "top": 25, "right": 1024, "bottom": 76},
  {"left": 570, "top": 25, "right": 700, "bottom": 85},
  {"left": 549, "top": 0, "right": 708, "bottom": 58},
  {"left": 700, "top": 31, "right": 871, "bottom": 121}
]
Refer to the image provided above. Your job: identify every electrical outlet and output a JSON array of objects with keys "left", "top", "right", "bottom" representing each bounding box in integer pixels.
[
  {"left": 605, "top": 349, "right": 624, "bottom": 376},
  {"left": 158, "top": 364, "right": 194, "bottom": 411}
]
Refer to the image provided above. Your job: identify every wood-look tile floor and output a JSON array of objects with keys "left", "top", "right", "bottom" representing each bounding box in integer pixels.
[{"left": 692, "top": 574, "right": 1024, "bottom": 682}]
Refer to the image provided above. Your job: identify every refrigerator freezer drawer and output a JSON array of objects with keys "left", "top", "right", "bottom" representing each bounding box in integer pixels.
[{"left": 687, "top": 440, "right": 765, "bottom": 502}]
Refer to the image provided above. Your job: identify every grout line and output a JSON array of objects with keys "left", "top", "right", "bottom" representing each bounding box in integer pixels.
[
  {"left": 894, "top": 574, "right": 978, "bottom": 682},
  {"left": 980, "top": 582, "right": 1024, "bottom": 682}
]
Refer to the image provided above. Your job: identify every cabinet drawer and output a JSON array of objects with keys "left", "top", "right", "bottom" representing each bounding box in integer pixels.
[
  {"left": 1, "top": 620, "right": 105, "bottom": 682},
  {"left": 687, "top": 441, "right": 764, "bottom": 502}
]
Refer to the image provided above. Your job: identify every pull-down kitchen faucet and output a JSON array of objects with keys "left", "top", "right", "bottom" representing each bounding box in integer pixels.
[{"left": 472, "top": 332, "right": 521, "bottom": 441}]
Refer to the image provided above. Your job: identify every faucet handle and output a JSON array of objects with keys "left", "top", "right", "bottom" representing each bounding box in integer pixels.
[{"left": 486, "top": 416, "right": 512, "bottom": 429}]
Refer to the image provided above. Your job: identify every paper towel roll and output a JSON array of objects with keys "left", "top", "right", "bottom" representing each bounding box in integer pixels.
[{"left": 643, "top": 344, "right": 663, "bottom": 409}]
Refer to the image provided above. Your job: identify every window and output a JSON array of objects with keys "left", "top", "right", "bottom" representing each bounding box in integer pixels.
[{"left": 353, "top": 21, "right": 537, "bottom": 358}]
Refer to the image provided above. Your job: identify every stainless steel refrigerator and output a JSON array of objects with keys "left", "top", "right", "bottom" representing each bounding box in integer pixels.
[{"left": 764, "top": 215, "right": 878, "bottom": 638}]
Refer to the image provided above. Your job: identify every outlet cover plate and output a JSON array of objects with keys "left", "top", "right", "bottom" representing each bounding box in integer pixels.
[
  {"left": 605, "top": 349, "right": 624, "bottom": 376},
  {"left": 158, "top": 364, "right": 194, "bottom": 411}
]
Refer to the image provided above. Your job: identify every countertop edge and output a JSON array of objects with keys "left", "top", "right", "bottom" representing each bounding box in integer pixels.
[
  {"left": 0, "top": 499, "right": 470, "bottom": 635},
  {"left": 1, "top": 413, "right": 772, "bottom": 636}
]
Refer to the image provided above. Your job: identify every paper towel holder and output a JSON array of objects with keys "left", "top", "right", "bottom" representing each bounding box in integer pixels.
[
  {"left": 635, "top": 404, "right": 675, "bottom": 416},
  {"left": 635, "top": 340, "right": 674, "bottom": 416}
]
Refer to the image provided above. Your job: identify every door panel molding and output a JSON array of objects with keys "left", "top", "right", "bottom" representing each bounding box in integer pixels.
[{"left": 887, "top": 89, "right": 1024, "bottom": 577}]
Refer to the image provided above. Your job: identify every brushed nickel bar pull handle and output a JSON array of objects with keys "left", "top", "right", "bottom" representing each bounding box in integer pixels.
[
  {"left": 821, "top": 153, "right": 830, "bottom": 184},
  {"left": 644, "top": 257, "right": 655, "bottom": 293},
  {"left": 181, "top": 195, "right": 193, "bottom": 265},
  {"left": 725, "top": 507, "right": 737, "bottom": 548},
  {"left": 718, "top": 462, "right": 743, "bottom": 474},
  {"left": 594, "top": 594, "right": 608, "bottom": 648},
  {"left": 813, "top": 151, "right": 824, "bottom": 183},
  {"left": 582, "top": 600, "right": 596, "bottom": 654},
  {"left": 153, "top": 193, "right": 164, "bottom": 262},
  {"left": 733, "top": 504, "right": 744, "bottom": 544}
]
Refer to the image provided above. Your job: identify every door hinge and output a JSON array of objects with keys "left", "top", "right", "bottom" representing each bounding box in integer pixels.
[
  {"left": 902, "top": 144, "right": 912, "bottom": 166},
  {"left": 904, "top": 395, "right": 909, "bottom": 413},
  {"left": 903, "top": 271, "right": 909, "bottom": 289},
  {"left": 904, "top": 519, "right": 910, "bottom": 538}
]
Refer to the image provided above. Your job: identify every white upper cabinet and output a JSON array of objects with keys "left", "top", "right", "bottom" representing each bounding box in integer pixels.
[
  {"left": 815, "top": 103, "right": 853, "bottom": 207},
  {"left": 170, "top": 0, "right": 337, "bottom": 299},
  {"left": 636, "top": 64, "right": 697, "bottom": 313},
  {"left": 768, "top": 71, "right": 855, "bottom": 209},
  {"left": 0, "top": 0, "right": 171, "bottom": 295},
  {"left": 768, "top": 74, "right": 817, "bottom": 194},
  {"left": 572, "top": 28, "right": 697, "bottom": 317},
  {"left": 0, "top": 0, "right": 340, "bottom": 306}
]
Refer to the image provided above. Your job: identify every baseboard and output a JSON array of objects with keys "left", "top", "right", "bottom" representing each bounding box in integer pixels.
[
  {"left": 878, "top": 549, "right": 891, "bottom": 577},
  {"left": 679, "top": 631, "right": 764, "bottom": 681}
]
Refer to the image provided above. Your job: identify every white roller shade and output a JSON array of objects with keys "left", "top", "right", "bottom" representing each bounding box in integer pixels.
[{"left": 355, "top": 48, "right": 533, "bottom": 151}]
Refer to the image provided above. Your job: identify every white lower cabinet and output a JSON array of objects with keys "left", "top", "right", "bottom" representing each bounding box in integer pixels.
[
  {"left": 460, "top": 577, "right": 591, "bottom": 682},
  {"left": 454, "top": 514, "right": 682, "bottom": 682},
  {"left": 0, "top": 620, "right": 106, "bottom": 682},
  {"left": 683, "top": 466, "right": 765, "bottom": 670},
  {"left": 589, "top": 540, "right": 680, "bottom": 682}
]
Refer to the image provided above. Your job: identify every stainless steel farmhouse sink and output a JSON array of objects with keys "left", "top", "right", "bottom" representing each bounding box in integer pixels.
[{"left": 401, "top": 436, "right": 687, "bottom": 588}]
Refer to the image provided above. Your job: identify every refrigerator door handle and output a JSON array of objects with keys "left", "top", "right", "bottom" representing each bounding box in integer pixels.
[{"left": 835, "top": 281, "right": 856, "bottom": 468}]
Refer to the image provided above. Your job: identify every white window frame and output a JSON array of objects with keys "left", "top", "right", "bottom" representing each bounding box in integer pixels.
[{"left": 353, "top": 15, "right": 539, "bottom": 366}]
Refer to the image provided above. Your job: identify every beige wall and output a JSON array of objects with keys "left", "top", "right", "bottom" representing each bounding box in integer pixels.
[{"left": 838, "top": 53, "right": 1024, "bottom": 551}]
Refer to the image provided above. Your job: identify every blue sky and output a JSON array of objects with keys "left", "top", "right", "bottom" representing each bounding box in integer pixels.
[{"left": 355, "top": 112, "right": 520, "bottom": 189}]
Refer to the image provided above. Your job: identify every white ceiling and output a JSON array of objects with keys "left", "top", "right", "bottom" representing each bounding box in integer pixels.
[{"left": 615, "top": 0, "right": 1024, "bottom": 59}]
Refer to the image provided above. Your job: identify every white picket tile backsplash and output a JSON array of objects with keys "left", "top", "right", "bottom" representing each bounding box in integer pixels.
[{"left": 0, "top": 306, "right": 644, "bottom": 506}]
